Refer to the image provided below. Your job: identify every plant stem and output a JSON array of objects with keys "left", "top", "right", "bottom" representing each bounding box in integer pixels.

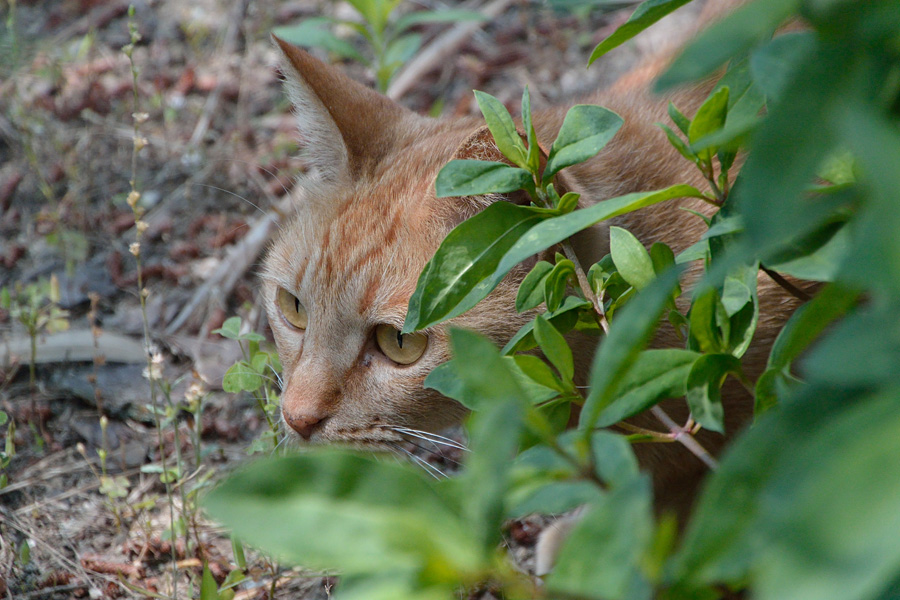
[
  {"left": 124, "top": 10, "right": 179, "bottom": 596},
  {"left": 561, "top": 240, "right": 609, "bottom": 334},
  {"left": 761, "top": 265, "right": 811, "bottom": 301},
  {"left": 650, "top": 405, "right": 718, "bottom": 470}
]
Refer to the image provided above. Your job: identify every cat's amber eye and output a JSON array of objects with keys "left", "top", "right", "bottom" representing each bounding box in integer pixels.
[
  {"left": 375, "top": 324, "right": 427, "bottom": 365},
  {"left": 276, "top": 287, "right": 308, "bottom": 330}
]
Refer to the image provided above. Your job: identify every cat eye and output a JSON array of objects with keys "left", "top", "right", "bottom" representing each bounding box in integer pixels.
[
  {"left": 375, "top": 324, "right": 427, "bottom": 365},
  {"left": 276, "top": 287, "right": 308, "bottom": 330}
]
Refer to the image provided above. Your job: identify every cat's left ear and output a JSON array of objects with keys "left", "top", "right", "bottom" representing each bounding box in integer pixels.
[{"left": 273, "top": 36, "right": 415, "bottom": 185}]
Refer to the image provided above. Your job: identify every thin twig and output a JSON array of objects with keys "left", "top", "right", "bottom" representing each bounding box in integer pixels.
[
  {"left": 614, "top": 421, "right": 672, "bottom": 441},
  {"left": 650, "top": 405, "right": 719, "bottom": 470},
  {"left": 761, "top": 265, "right": 812, "bottom": 302}
]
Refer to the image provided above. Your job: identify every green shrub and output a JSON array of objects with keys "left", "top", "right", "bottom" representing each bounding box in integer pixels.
[{"left": 206, "top": 1, "right": 900, "bottom": 599}]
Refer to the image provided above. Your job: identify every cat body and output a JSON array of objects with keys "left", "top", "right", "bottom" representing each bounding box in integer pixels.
[{"left": 261, "top": 0, "right": 800, "bottom": 513}]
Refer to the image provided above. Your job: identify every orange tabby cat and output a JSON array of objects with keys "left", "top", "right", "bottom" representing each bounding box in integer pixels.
[{"left": 261, "top": 0, "right": 798, "bottom": 514}]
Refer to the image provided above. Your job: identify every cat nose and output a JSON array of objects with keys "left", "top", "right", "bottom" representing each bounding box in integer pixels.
[{"left": 286, "top": 412, "right": 327, "bottom": 441}]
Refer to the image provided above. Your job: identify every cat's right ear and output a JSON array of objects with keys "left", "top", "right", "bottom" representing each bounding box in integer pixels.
[{"left": 273, "top": 36, "right": 412, "bottom": 185}]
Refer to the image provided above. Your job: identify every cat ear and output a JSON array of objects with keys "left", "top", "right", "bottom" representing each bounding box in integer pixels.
[{"left": 273, "top": 36, "right": 412, "bottom": 184}]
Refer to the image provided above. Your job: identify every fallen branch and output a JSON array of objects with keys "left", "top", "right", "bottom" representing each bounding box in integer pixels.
[{"left": 164, "top": 195, "right": 292, "bottom": 335}]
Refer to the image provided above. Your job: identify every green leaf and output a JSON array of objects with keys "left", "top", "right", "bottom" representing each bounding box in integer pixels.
[
  {"left": 609, "top": 226, "right": 655, "bottom": 290},
  {"left": 473, "top": 90, "right": 528, "bottom": 168},
  {"left": 768, "top": 283, "right": 859, "bottom": 374},
  {"left": 590, "top": 430, "right": 640, "bottom": 488},
  {"left": 508, "top": 480, "right": 602, "bottom": 518},
  {"left": 18, "top": 539, "right": 30, "bottom": 566},
  {"left": 688, "top": 86, "right": 729, "bottom": 162},
  {"left": 547, "top": 476, "right": 654, "bottom": 600},
  {"left": 533, "top": 314, "right": 574, "bottom": 383},
  {"left": 650, "top": 242, "right": 677, "bottom": 281},
  {"left": 685, "top": 354, "right": 743, "bottom": 434},
  {"left": 214, "top": 316, "right": 242, "bottom": 340},
  {"left": 749, "top": 32, "right": 816, "bottom": 102},
  {"left": 659, "top": 123, "right": 698, "bottom": 163},
  {"left": 720, "top": 276, "right": 751, "bottom": 317},
  {"left": 423, "top": 361, "right": 465, "bottom": 402},
  {"left": 346, "top": 0, "right": 401, "bottom": 35},
  {"left": 557, "top": 191, "right": 580, "bottom": 214},
  {"left": 449, "top": 329, "right": 526, "bottom": 547},
  {"left": 222, "top": 361, "right": 263, "bottom": 393},
  {"left": 231, "top": 534, "right": 246, "bottom": 570},
  {"left": 688, "top": 288, "right": 727, "bottom": 355},
  {"left": 516, "top": 260, "right": 554, "bottom": 312},
  {"left": 733, "top": 39, "right": 857, "bottom": 265},
  {"left": 448, "top": 328, "right": 528, "bottom": 411},
  {"left": 588, "top": 0, "right": 693, "bottom": 64},
  {"left": 204, "top": 451, "right": 481, "bottom": 577},
  {"left": 717, "top": 55, "right": 766, "bottom": 128},
  {"left": 594, "top": 349, "right": 700, "bottom": 428},
  {"left": 502, "top": 296, "right": 593, "bottom": 354},
  {"left": 543, "top": 259, "right": 575, "bottom": 312},
  {"left": 200, "top": 564, "right": 218, "bottom": 600},
  {"left": 337, "top": 572, "right": 452, "bottom": 600},
  {"left": 380, "top": 33, "right": 421, "bottom": 86},
  {"left": 273, "top": 20, "right": 367, "bottom": 63},
  {"left": 522, "top": 86, "right": 541, "bottom": 175},
  {"left": 544, "top": 105, "right": 623, "bottom": 184},
  {"left": 434, "top": 160, "right": 533, "bottom": 198},
  {"left": 512, "top": 354, "right": 566, "bottom": 395},
  {"left": 802, "top": 301, "right": 900, "bottom": 388},
  {"left": 403, "top": 202, "right": 546, "bottom": 332},
  {"left": 581, "top": 268, "right": 683, "bottom": 429},
  {"left": 656, "top": 0, "right": 801, "bottom": 90},
  {"left": 674, "top": 385, "right": 900, "bottom": 600},
  {"left": 412, "top": 185, "right": 702, "bottom": 333},
  {"left": 463, "top": 397, "right": 525, "bottom": 548},
  {"left": 835, "top": 103, "right": 900, "bottom": 296},
  {"left": 668, "top": 102, "right": 691, "bottom": 135},
  {"left": 765, "top": 225, "right": 849, "bottom": 282}
]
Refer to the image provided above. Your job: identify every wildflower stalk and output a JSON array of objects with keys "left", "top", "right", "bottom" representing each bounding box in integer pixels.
[{"left": 122, "top": 6, "right": 179, "bottom": 596}]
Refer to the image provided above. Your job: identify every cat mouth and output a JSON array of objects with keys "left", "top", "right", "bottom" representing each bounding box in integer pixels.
[{"left": 281, "top": 424, "right": 467, "bottom": 478}]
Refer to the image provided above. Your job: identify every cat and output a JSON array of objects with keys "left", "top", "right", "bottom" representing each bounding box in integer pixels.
[{"left": 260, "top": 0, "right": 801, "bottom": 517}]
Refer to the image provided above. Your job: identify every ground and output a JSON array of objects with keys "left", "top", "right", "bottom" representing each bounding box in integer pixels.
[{"left": 0, "top": 0, "right": 693, "bottom": 597}]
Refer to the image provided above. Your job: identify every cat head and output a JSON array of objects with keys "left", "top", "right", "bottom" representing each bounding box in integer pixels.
[{"left": 261, "top": 38, "right": 557, "bottom": 450}]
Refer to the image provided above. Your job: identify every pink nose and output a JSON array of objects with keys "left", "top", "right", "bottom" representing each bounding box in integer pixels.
[{"left": 285, "top": 413, "right": 326, "bottom": 440}]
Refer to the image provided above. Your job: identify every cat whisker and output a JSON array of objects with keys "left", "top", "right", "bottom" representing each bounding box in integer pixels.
[
  {"left": 266, "top": 364, "right": 284, "bottom": 388},
  {"left": 193, "top": 183, "right": 265, "bottom": 216},
  {"left": 389, "top": 442, "right": 447, "bottom": 479},
  {"left": 402, "top": 438, "right": 463, "bottom": 468},
  {"left": 254, "top": 373, "right": 283, "bottom": 387},
  {"left": 210, "top": 157, "right": 293, "bottom": 200},
  {"left": 271, "top": 434, "right": 291, "bottom": 454},
  {"left": 390, "top": 427, "right": 468, "bottom": 452}
]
